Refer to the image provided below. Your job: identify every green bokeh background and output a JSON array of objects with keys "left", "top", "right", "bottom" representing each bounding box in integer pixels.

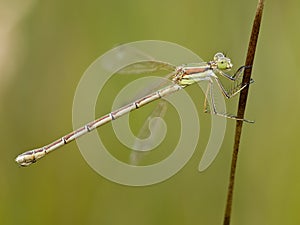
[{"left": 1, "top": 0, "right": 299, "bottom": 225}]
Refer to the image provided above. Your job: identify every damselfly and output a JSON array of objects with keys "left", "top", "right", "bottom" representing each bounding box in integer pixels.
[{"left": 15, "top": 52, "right": 253, "bottom": 167}]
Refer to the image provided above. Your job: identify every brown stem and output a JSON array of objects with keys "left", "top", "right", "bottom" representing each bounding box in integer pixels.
[{"left": 223, "top": 1, "right": 264, "bottom": 225}]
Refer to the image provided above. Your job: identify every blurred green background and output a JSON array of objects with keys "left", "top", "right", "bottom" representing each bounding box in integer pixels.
[{"left": 1, "top": 0, "right": 299, "bottom": 224}]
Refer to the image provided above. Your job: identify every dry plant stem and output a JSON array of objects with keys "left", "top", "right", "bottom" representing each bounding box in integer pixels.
[{"left": 223, "top": 0, "right": 264, "bottom": 225}]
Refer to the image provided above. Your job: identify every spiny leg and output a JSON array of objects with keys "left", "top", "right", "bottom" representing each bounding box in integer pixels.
[
  {"left": 203, "top": 82, "right": 211, "bottom": 113},
  {"left": 217, "top": 66, "right": 254, "bottom": 98},
  {"left": 204, "top": 78, "right": 254, "bottom": 123},
  {"left": 213, "top": 75, "right": 253, "bottom": 99},
  {"left": 219, "top": 66, "right": 254, "bottom": 95}
]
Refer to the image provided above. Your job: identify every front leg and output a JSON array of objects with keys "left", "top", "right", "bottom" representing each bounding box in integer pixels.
[
  {"left": 213, "top": 75, "right": 254, "bottom": 99},
  {"left": 218, "top": 65, "right": 252, "bottom": 81}
]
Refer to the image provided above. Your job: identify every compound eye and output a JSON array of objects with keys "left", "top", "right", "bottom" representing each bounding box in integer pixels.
[{"left": 214, "top": 52, "right": 225, "bottom": 61}]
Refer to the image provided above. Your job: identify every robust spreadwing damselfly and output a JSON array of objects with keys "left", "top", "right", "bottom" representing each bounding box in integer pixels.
[{"left": 15, "top": 52, "right": 253, "bottom": 167}]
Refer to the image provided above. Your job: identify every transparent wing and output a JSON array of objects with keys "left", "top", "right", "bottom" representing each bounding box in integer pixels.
[
  {"left": 198, "top": 79, "right": 227, "bottom": 171},
  {"left": 100, "top": 44, "right": 155, "bottom": 72},
  {"left": 101, "top": 44, "right": 176, "bottom": 75},
  {"left": 129, "top": 101, "right": 168, "bottom": 165},
  {"left": 117, "top": 60, "right": 176, "bottom": 75},
  {"left": 109, "top": 58, "right": 177, "bottom": 163},
  {"left": 114, "top": 61, "right": 176, "bottom": 166}
]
